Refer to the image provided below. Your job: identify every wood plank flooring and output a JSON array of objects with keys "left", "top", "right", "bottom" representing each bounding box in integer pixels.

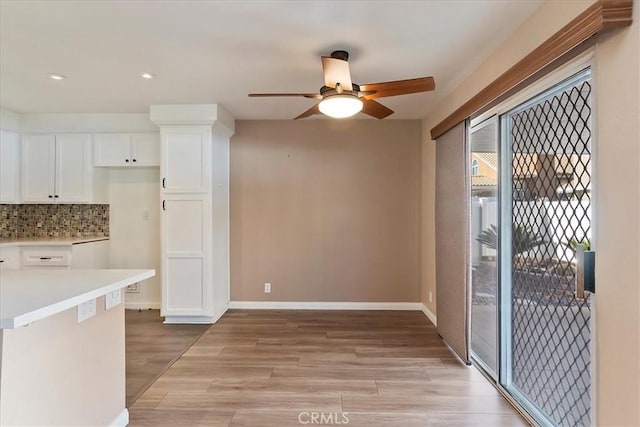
[
  {"left": 126, "top": 309, "right": 210, "bottom": 405},
  {"left": 129, "top": 310, "right": 528, "bottom": 426}
]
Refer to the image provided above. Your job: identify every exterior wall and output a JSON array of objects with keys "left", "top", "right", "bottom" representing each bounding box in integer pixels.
[
  {"left": 230, "top": 119, "right": 422, "bottom": 303},
  {"left": 471, "top": 155, "right": 496, "bottom": 179}
]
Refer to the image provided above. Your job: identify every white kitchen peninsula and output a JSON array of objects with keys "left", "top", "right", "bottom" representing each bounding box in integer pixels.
[{"left": 0, "top": 269, "right": 154, "bottom": 426}]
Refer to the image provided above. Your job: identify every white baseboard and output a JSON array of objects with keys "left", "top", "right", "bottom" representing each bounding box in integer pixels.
[
  {"left": 109, "top": 409, "right": 129, "bottom": 427},
  {"left": 421, "top": 303, "right": 437, "bottom": 326},
  {"left": 163, "top": 315, "right": 218, "bottom": 324},
  {"left": 211, "top": 305, "right": 229, "bottom": 324},
  {"left": 228, "top": 301, "right": 423, "bottom": 310},
  {"left": 125, "top": 302, "right": 161, "bottom": 310}
]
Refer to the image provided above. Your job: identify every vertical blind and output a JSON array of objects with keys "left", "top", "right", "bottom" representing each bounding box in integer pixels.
[{"left": 435, "top": 121, "right": 471, "bottom": 363}]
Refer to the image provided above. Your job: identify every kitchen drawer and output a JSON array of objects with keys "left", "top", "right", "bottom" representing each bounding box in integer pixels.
[{"left": 22, "top": 247, "right": 72, "bottom": 268}]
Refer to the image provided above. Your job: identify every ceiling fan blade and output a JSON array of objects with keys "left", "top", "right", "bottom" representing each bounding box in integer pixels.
[
  {"left": 321, "top": 56, "right": 353, "bottom": 91},
  {"left": 360, "top": 77, "right": 435, "bottom": 99},
  {"left": 294, "top": 103, "right": 320, "bottom": 120},
  {"left": 249, "top": 93, "right": 322, "bottom": 99},
  {"left": 361, "top": 99, "right": 394, "bottom": 119}
]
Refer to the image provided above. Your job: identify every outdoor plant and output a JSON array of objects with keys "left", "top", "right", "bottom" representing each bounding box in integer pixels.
[
  {"left": 476, "top": 224, "right": 545, "bottom": 256},
  {"left": 566, "top": 237, "right": 590, "bottom": 251}
]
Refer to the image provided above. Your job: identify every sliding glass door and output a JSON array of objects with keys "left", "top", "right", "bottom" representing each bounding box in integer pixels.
[
  {"left": 470, "top": 68, "right": 594, "bottom": 426},
  {"left": 500, "top": 69, "right": 593, "bottom": 426},
  {"left": 470, "top": 118, "right": 499, "bottom": 377}
]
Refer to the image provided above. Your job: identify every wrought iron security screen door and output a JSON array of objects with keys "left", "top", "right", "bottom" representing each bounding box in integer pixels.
[{"left": 499, "top": 69, "right": 593, "bottom": 427}]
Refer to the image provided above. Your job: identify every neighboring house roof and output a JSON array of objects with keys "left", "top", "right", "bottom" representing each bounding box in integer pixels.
[
  {"left": 473, "top": 152, "right": 497, "bottom": 170},
  {"left": 472, "top": 175, "right": 496, "bottom": 187}
]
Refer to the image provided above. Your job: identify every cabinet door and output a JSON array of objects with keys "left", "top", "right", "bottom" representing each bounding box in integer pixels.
[
  {"left": 22, "top": 134, "right": 55, "bottom": 202},
  {"left": 161, "top": 128, "right": 210, "bottom": 193},
  {"left": 161, "top": 194, "right": 212, "bottom": 317},
  {"left": 55, "top": 134, "right": 91, "bottom": 202},
  {"left": 131, "top": 133, "right": 160, "bottom": 166},
  {"left": 94, "top": 133, "right": 131, "bottom": 167},
  {"left": 0, "top": 130, "right": 20, "bottom": 203}
]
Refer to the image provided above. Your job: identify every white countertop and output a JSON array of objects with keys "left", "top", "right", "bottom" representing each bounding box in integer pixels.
[
  {"left": 0, "top": 237, "right": 109, "bottom": 248},
  {"left": 0, "top": 269, "right": 154, "bottom": 329}
]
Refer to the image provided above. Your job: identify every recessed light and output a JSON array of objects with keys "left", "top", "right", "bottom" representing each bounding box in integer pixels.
[
  {"left": 141, "top": 72, "right": 155, "bottom": 79},
  {"left": 49, "top": 73, "right": 66, "bottom": 80}
]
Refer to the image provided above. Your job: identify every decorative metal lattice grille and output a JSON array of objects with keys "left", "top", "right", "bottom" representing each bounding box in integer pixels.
[{"left": 508, "top": 77, "right": 592, "bottom": 426}]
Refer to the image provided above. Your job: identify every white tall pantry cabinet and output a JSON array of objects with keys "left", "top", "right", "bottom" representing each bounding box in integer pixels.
[{"left": 150, "top": 105, "right": 234, "bottom": 324}]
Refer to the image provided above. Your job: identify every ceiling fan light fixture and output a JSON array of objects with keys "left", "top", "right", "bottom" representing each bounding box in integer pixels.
[{"left": 319, "top": 94, "right": 363, "bottom": 118}]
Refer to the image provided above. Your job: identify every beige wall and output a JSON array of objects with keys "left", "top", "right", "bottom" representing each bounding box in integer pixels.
[
  {"left": 421, "top": 0, "right": 639, "bottom": 424},
  {"left": 0, "top": 297, "right": 126, "bottom": 426},
  {"left": 230, "top": 119, "right": 422, "bottom": 303},
  {"left": 593, "top": 3, "right": 640, "bottom": 423}
]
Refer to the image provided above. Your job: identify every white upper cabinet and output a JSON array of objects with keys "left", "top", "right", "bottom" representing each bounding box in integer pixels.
[
  {"left": 94, "top": 133, "right": 160, "bottom": 167},
  {"left": 22, "top": 134, "right": 90, "bottom": 203},
  {"left": 22, "top": 134, "right": 56, "bottom": 202},
  {"left": 132, "top": 133, "right": 160, "bottom": 166},
  {"left": 0, "top": 130, "right": 20, "bottom": 203},
  {"left": 55, "top": 134, "right": 91, "bottom": 202},
  {"left": 94, "top": 133, "right": 130, "bottom": 166},
  {"left": 161, "top": 127, "right": 210, "bottom": 194}
]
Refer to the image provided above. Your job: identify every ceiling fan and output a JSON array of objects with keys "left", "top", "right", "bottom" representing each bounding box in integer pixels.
[{"left": 248, "top": 50, "right": 436, "bottom": 120}]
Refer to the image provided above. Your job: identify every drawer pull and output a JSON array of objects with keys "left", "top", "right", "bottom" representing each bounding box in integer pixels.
[{"left": 39, "top": 257, "right": 52, "bottom": 260}]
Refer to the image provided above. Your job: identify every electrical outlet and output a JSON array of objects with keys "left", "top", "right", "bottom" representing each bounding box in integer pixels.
[
  {"left": 105, "top": 289, "right": 122, "bottom": 310},
  {"left": 126, "top": 283, "right": 140, "bottom": 293},
  {"left": 428, "top": 291, "right": 433, "bottom": 303},
  {"left": 264, "top": 282, "right": 271, "bottom": 293},
  {"left": 77, "top": 299, "right": 97, "bottom": 323}
]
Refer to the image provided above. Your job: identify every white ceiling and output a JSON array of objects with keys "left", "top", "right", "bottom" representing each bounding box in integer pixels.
[{"left": 0, "top": 0, "right": 544, "bottom": 120}]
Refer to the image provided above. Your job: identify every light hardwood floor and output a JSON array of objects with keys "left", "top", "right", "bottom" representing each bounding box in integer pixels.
[
  {"left": 129, "top": 310, "right": 528, "bottom": 426},
  {"left": 126, "top": 309, "right": 210, "bottom": 405}
]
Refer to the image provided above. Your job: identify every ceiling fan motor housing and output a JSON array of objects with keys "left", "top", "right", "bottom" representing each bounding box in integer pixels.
[{"left": 330, "top": 50, "right": 349, "bottom": 61}]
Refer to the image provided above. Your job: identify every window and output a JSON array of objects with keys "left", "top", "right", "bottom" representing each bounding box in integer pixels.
[{"left": 471, "top": 159, "right": 479, "bottom": 176}]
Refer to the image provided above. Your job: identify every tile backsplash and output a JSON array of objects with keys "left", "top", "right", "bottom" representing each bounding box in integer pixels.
[
  {"left": 0, "top": 204, "right": 19, "bottom": 239},
  {"left": 0, "top": 204, "right": 109, "bottom": 239}
]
